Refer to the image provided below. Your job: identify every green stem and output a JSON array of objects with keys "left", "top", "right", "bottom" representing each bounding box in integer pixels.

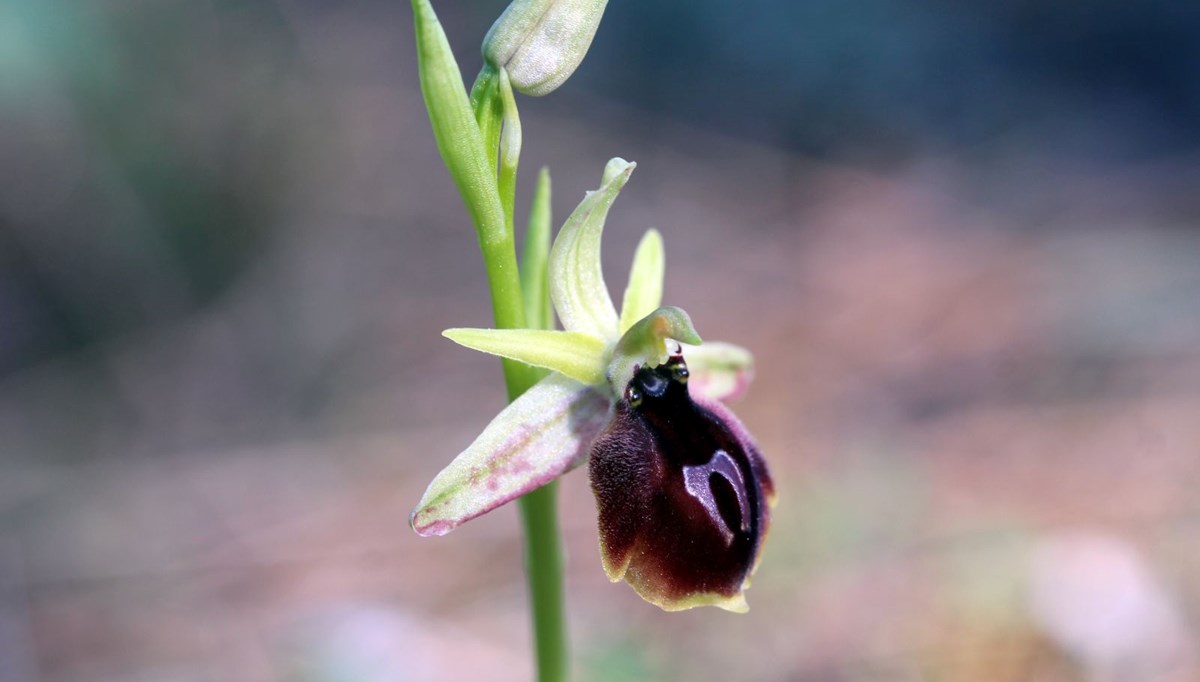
[
  {"left": 518, "top": 483, "right": 567, "bottom": 682},
  {"left": 515, "top": 166, "right": 563, "bottom": 681},
  {"left": 476, "top": 187, "right": 568, "bottom": 682},
  {"left": 476, "top": 228, "right": 532, "bottom": 393},
  {"left": 470, "top": 63, "right": 567, "bottom": 682},
  {"left": 413, "top": 4, "right": 568, "bottom": 676}
]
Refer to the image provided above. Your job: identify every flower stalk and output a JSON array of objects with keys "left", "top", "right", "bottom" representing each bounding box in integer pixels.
[{"left": 413, "top": 0, "right": 567, "bottom": 678}]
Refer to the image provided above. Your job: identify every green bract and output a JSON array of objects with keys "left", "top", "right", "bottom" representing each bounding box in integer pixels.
[{"left": 412, "top": 0, "right": 504, "bottom": 246}]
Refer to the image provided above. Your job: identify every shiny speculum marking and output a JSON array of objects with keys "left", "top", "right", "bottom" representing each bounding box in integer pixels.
[
  {"left": 625, "top": 357, "right": 762, "bottom": 551},
  {"left": 683, "top": 450, "right": 749, "bottom": 546}
]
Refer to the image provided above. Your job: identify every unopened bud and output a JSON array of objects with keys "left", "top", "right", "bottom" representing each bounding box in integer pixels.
[{"left": 482, "top": 0, "right": 610, "bottom": 97}]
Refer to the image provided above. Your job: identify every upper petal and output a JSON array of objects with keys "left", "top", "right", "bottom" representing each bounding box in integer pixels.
[
  {"left": 619, "top": 229, "right": 665, "bottom": 334},
  {"left": 548, "top": 158, "right": 634, "bottom": 339},
  {"left": 411, "top": 374, "right": 611, "bottom": 536}
]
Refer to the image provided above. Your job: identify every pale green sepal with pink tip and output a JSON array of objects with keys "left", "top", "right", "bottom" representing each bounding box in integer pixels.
[
  {"left": 548, "top": 158, "right": 634, "bottom": 340},
  {"left": 410, "top": 374, "right": 611, "bottom": 537}
]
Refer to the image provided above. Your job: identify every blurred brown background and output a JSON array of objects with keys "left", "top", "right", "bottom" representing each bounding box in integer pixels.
[{"left": 2, "top": 1, "right": 1199, "bottom": 680}]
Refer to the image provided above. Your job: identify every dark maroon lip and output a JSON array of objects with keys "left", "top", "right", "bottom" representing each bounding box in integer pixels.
[{"left": 589, "top": 357, "right": 773, "bottom": 608}]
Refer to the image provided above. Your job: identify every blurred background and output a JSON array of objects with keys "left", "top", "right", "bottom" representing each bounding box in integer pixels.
[{"left": 2, "top": 0, "right": 1199, "bottom": 680}]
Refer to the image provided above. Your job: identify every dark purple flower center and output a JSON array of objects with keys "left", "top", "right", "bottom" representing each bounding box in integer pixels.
[{"left": 590, "top": 354, "right": 773, "bottom": 608}]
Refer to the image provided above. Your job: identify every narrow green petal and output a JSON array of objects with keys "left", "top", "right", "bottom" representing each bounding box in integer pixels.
[
  {"left": 619, "top": 229, "right": 664, "bottom": 334},
  {"left": 606, "top": 306, "right": 701, "bottom": 397},
  {"left": 521, "top": 168, "right": 554, "bottom": 332},
  {"left": 548, "top": 158, "right": 634, "bottom": 339},
  {"left": 680, "top": 341, "right": 755, "bottom": 402},
  {"left": 444, "top": 328, "right": 608, "bottom": 385},
  {"left": 412, "top": 0, "right": 506, "bottom": 245},
  {"left": 411, "top": 374, "right": 611, "bottom": 536}
]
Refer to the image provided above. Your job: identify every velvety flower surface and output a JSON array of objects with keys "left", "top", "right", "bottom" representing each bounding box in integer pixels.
[
  {"left": 410, "top": 158, "right": 775, "bottom": 611},
  {"left": 592, "top": 355, "right": 774, "bottom": 612}
]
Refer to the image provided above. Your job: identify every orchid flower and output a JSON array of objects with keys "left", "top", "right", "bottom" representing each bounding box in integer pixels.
[{"left": 410, "top": 158, "right": 776, "bottom": 612}]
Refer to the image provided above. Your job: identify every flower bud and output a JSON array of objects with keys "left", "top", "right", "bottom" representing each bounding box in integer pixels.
[{"left": 482, "top": 0, "right": 610, "bottom": 96}]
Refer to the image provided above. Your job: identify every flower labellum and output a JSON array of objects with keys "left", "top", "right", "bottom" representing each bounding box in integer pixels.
[
  {"left": 411, "top": 158, "right": 774, "bottom": 611},
  {"left": 591, "top": 352, "right": 775, "bottom": 612},
  {"left": 482, "top": 0, "right": 611, "bottom": 96}
]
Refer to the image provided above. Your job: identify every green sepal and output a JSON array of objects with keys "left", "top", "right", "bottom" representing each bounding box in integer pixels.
[
  {"left": 619, "top": 229, "right": 664, "bottom": 334},
  {"left": 549, "top": 158, "right": 634, "bottom": 339},
  {"left": 606, "top": 306, "right": 701, "bottom": 396},
  {"left": 412, "top": 0, "right": 506, "bottom": 246},
  {"left": 443, "top": 327, "right": 609, "bottom": 386}
]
